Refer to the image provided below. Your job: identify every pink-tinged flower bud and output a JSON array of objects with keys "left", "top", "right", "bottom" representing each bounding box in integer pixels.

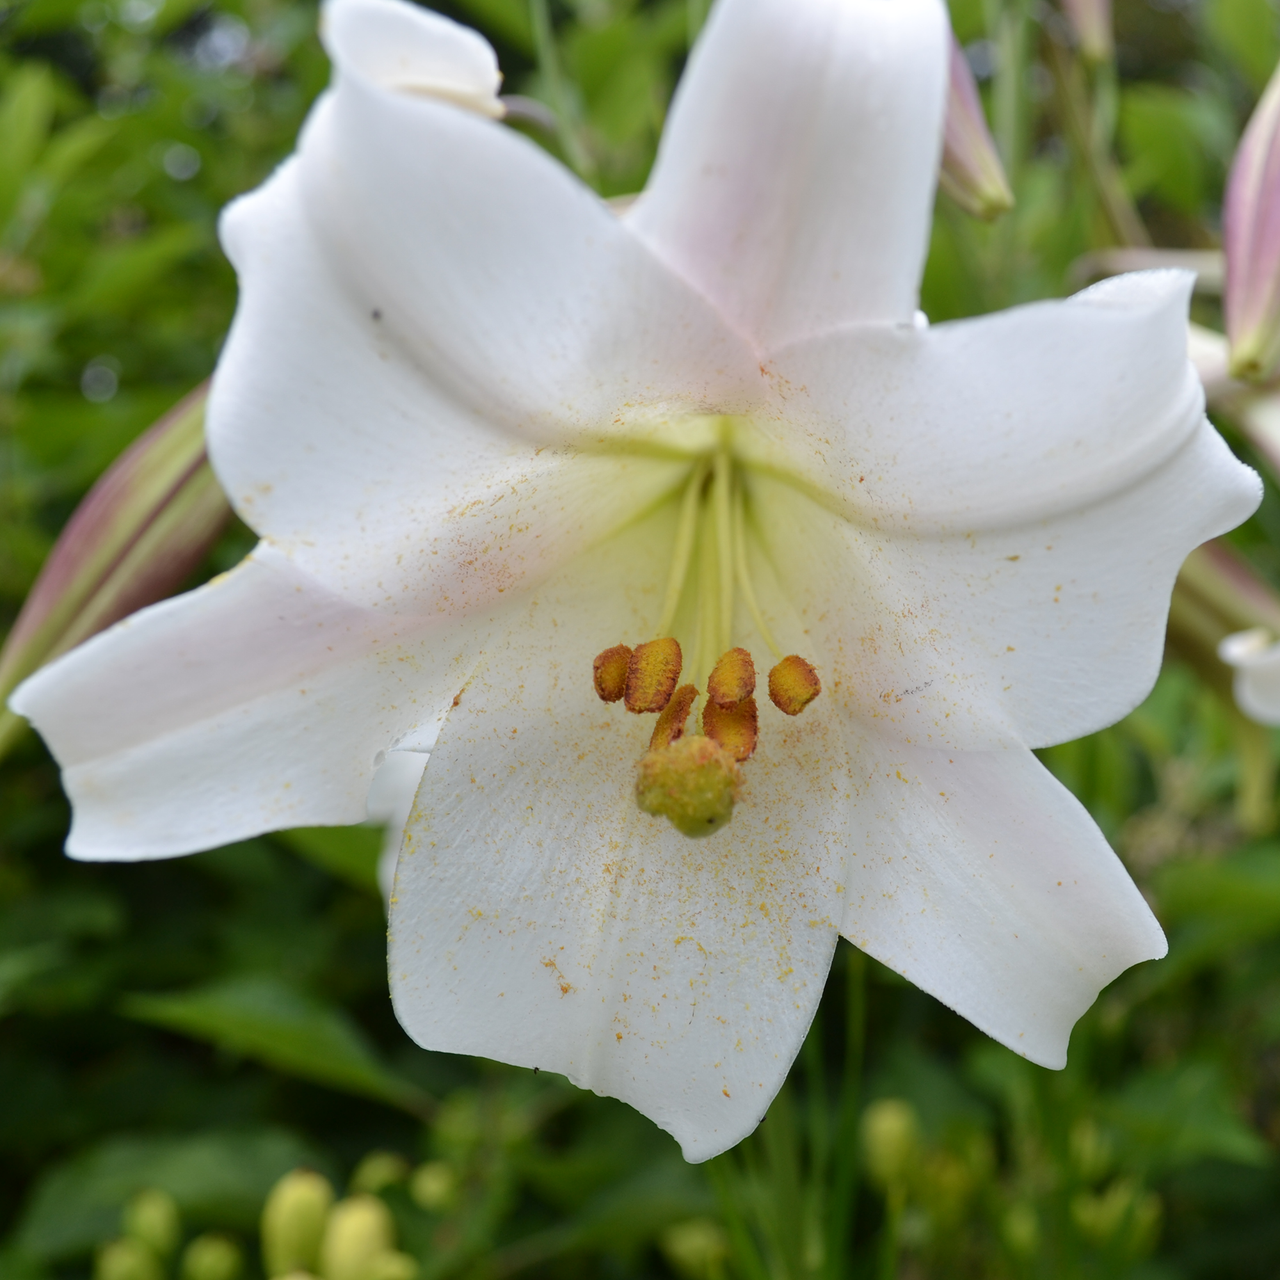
[
  {"left": 0, "top": 384, "right": 229, "bottom": 755},
  {"left": 1225, "top": 62, "right": 1280, "bottom": 382},
  {"left": 939, "top": 36, "right": 1014, "bottom": 222},
  {"left": 1060, "top": 0, "right": 1113, "bottom": 64}
]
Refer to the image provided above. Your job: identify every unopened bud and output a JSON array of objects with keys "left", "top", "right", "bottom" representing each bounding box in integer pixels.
[
  {"left": 319, "top": 1195, "right": 395, "bottom": 1280},
  {"left": 940, "top": 36, "right": 1014, "bottom": 222},
  {"left": 659, "top": 1218, "right": 730, "bottom": 1280},
  {"left": 0, "top": 385, "right": 229, "bottom": 758},
  {"left": 96, "top": 1239, "right": 163, "bottom": 1280},
  {"left": 122, "top": 1189, "right": 180, "bottom": 1260},
  {"left": 1060, "top": 0, "right": 1113, "bottom": 63},
  {"left": 349, "top": 1152, "right": 410, "bottom": 1196},
  {"left": 181, "top": 1235, "right": 243, "bottom": 1280},
  {"left": 861, "top": 1098, "right": 920, "bottom": 1190},
  {"left": 408, "top": 1161, "right": 456, "bottom": 1212},
  {"left": 262, "top": 1170, "right": 335, "bottom": 1279},
  {"left": 1226, "top": 62, "right": 1280, "bottom": 382},
  {"left": 636, "top": 735, "right": 738, "bottom": 837}
]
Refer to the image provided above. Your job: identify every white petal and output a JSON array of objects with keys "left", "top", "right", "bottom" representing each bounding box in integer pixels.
[
  {"left": 627, "top": 0, "right": 948, "bottom": 351},
  {"left": 266, "top": 3, "right": 758, "bottom": 437},
  {"left": 212, "top": 161, "right": 692, "bottom": 612},
  {"left": 389, "top": 513, "right": 850, "bottom": 1162},
  {"left": 750, "top": 418, "right": 1258, "bottom": 751},
  {"left": 9, "top": 544, "right": 482, "bottom": 859},
  {"left": 321, "top": 0, "right": 503, "bottom": 116},
  {"left": 840, "top": 735, "right": 1166, "bottom": 1069},
  {"left": 368, "top": 750, "right": 430, "bottom": 901},
  {"left": 765, "top": 271, "right": 1221, "bottom": 531},
  {"left": 1219, "top": 628, "right": 1280, "bottom": 724}
]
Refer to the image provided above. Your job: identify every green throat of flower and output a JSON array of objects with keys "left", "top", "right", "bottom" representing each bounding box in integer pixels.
[{"left": 591, "top": 427, "right": 820, "bottom": 838}]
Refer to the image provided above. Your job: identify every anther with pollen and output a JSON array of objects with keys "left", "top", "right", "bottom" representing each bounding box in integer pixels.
[
  {"left": 624, "top": 638, "right": 683, "bottom": 713},
  {"left": 768, "top": 654, "right": 821, "bottom": 716}
]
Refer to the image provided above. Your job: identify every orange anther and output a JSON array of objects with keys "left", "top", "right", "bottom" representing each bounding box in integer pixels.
[
  {"left": 593, "top": 644, "right": 632, "bottom": 702},
  {"left": 707, "top": 647, "right": 756, "bottom": 707},
  {"left": 702, "top": 695, "right": 759, "bottom": 761},
  {"left": 768, "top": 655, "right": 821, "bottom": 715},
  {"left": 651, "top": 684, "right": 699, "bottom": 750},
  {"left": 625, "top": 637, "right": 682, "bottom": 713}
]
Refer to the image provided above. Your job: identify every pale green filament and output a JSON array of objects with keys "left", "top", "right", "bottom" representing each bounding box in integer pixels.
[{"left": 652, "top": 426, "right": 780, "bottom": 684}]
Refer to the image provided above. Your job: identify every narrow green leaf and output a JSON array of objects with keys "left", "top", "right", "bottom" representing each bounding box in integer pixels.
[{"left": 276, "top": 826, "right": 382, "bottom": 895}]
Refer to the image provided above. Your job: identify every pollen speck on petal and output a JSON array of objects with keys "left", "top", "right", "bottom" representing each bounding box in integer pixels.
[
  {"left": 651, "top": 683, "right": 699, "bottom": 749},
  {"left": 592, "top": 644, "right": 632, "bottom": 702},
  {"left": 707, "top": 647, "right": 756, "bottom": 707},
  {"left": 702, "top": 694, "right": 759, "bottom": 761},
  {"left": 768, "top": 655, "right": 821, "bottom": 716},
  {"left": 625, "top": 637, "right": 682, "bottom": 713}
]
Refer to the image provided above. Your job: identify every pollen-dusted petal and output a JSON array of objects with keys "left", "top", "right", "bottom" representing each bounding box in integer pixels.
[
  {"left": 768, "top": 655, "right": 821, "bottom": 716},
  {"left": 706, "top": 646, "right": 755, "bottom": 707},
  {"left": 624, "top": 637, "right": 682, "bottom": 713},
  {"left": 701, "top": 695, "right": 759, "bottom": 762},
  {"left": 635, "top": 735, "right": 739, "bottom": 838},
  {"left": 592, "top": 644, "right": 632, "bottom": 703},
  {"left": 651, "top": 683, "right": 699, "bottom": 749}
]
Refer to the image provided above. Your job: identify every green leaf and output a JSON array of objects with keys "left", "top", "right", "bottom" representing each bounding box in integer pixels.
[
  {"left": 1108, "top": 1062, "right": 1270, "bottom": 1172},
  {"left": 450, "top": 0, "right": 535, "bottom": 54},
  {"left": 1203, "top": 0, "right": 1280, "bottom": 93},
  {"left": 275, "top": 825, "right": 383, "bottom": 895},
  {"left": 14, "top": 1128, "right": 328, "bottom": 1262},
  {"left": 67, "top": 223, "right": 207, "bottom": 320},
  {"left": 0, "top": 64, "right": 55, "bottom": 230},
  {"left": 120, "top": 975, "right": 431, "bottom": 1114}
]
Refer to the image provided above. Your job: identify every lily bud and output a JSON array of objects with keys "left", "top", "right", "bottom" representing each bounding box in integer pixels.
[
  {"left": 96, "top": 1240, "right": 163, "bottom": 1280},
  {"left": 659, "top": 1218, "right": 730, "bottom": 1280},
  {"left": 1225, "top": 62, "right": 1280, "bottom": 382},
  {"left": 939, "top": 35, "right": 1014, "bottom": 222},
  {"left": 861, "top": 1098, "right": 920, "bottom": 1190},
  {"left": 319, "top": 1195, "right": 395, "bottom": 1280},
  {"left": 181, "top": 1235, "right": 243, "bottom": 1280},
  {"left": 0, "top": 385, "right": 230, "bottom": 757},
  {"left": 1060, "top": 0, "right": 1113, "bottom": 64},
  {"left": 122, "top": 1189, "right": 180, "bottom": 1260},
  {"left": 262, "top": 1170, "right": 335, "bottom": 1279},
  {"left": 349, "top": 1152, "right": 410, "bottom": 1195}
]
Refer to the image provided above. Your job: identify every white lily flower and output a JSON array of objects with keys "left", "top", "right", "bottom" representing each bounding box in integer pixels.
[
  {"left": 9, "top": 0, "right": 1260, "bottom": 1160},
  {"left": 1219, "top": 628, "right": 1280, "bottom": 723}
]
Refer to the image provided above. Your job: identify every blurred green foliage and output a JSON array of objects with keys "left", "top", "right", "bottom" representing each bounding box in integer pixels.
[{"left": 2, "top": 0, "right": 1280, "bottom": 1276}]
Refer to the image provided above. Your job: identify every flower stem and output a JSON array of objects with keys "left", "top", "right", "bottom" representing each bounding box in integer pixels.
[{"left": 825, "top": 946, "right": 867, "bottom": 1279}]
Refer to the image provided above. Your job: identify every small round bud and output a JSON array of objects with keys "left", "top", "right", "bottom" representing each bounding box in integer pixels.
[
  {"left": 408, "top": 1161, "right": 456, "bottom": 1213},
  {"left": 767, "top": 655, "right": 820, "bottom": 716},
  {"left": 592, "top": 644, "right": 632, "bottom": 702},
  {"left": 636, "top": 736, "right": 738, "bottom": 838},
  {"left": 349, "top": 1152, "right": 410, "bottom": 1196},
  {"left": 660, "top": 1218, "right": 730, "bottom": 1280},
  {"left": 261, "top": 1170, "right": 334, "bottom": 1279},
  {"left": 181, "top": 1235, "right": 243, "bottom": 1280},
  {"left": 624, "top": 637, "right": 682, "bottom": 713},
  {"left": 96, "top": 1239, "right": 163, "bottom": 1280},
  {"left": 122, "top": 1189, "right": 180, "bottom": 1260},
  {"left": 319, "top": 1195, "right": 395, "bottom": 1280},
  {"left": 861, "top": 1098, "right": 920, "bottom": 1190}
]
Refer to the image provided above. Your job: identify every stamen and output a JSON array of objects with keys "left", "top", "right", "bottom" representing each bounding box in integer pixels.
[
  {"left": 651, "top": 683, "right": 698, "bottom": 749},
  {"left": 592, "top": 644, "right": 632, "bottom": 703},
  {"left": 625, "top": 637, "right": 682, "bottom": 713},
  {"left": 702, "top": 695, "right": 759, "bottom": 762},
  {"left": 733, "top": 482, "right": 781, "bottom": 659},
  {"left": 768, "top": 655, "right": 821, "bottom": 715},
  {"left": 707, "top": 647, "right": 755, "bottom": 707},
  {"left": 655, "top": 460, "right": 709, "bottom": 640},
  {"left": 713, "top": 446, "right": 734, "bottom": 656},
  {"left": 636, "top": 736, "right": 739, "bottom": 838}
]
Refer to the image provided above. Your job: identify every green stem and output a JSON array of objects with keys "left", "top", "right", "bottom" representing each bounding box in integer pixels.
[
  {"left": 877, "top": 1185, "right": 905, "bottom": 1280},
  {"left": 825, "top": 945, "right": 867, "bottom": 1280},
  {"left": 705, "top": 1158, "right": 770, "bottom": 1280},
  {"left": 527, "top": 0, "right": 594, "bottom": 180},
  {"left": 1230, "top": 710, "right": 1277, "bottom": 835}
]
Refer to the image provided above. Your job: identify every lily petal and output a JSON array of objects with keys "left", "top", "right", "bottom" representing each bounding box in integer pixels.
[
  {"left": 627, "top": 0, "right": 948, "bottom": 351},
  {"left": 9, "top": 543, "right": 483, "bottom": 859},
  {"left": 213, "top": 161, "right": 692, "bottom": 613},
  {"left": 389, "top": 514, "right": 849, "bottom": 1162},
  {"left": 283, "top": 0, "right": 758, "bottom": 437},
  {"left": 841, "top": 736, "right": 1166, "bottom": 1069}
]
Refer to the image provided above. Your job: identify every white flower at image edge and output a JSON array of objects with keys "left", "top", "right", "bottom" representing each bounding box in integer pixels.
[{"left": 10, "top": 0, "right": 1260, "bottom": 1160}]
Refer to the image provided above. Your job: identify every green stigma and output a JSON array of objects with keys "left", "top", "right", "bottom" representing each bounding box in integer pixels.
[{"left": 635, "top": 735, "right": 739, "bottom": 837}]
